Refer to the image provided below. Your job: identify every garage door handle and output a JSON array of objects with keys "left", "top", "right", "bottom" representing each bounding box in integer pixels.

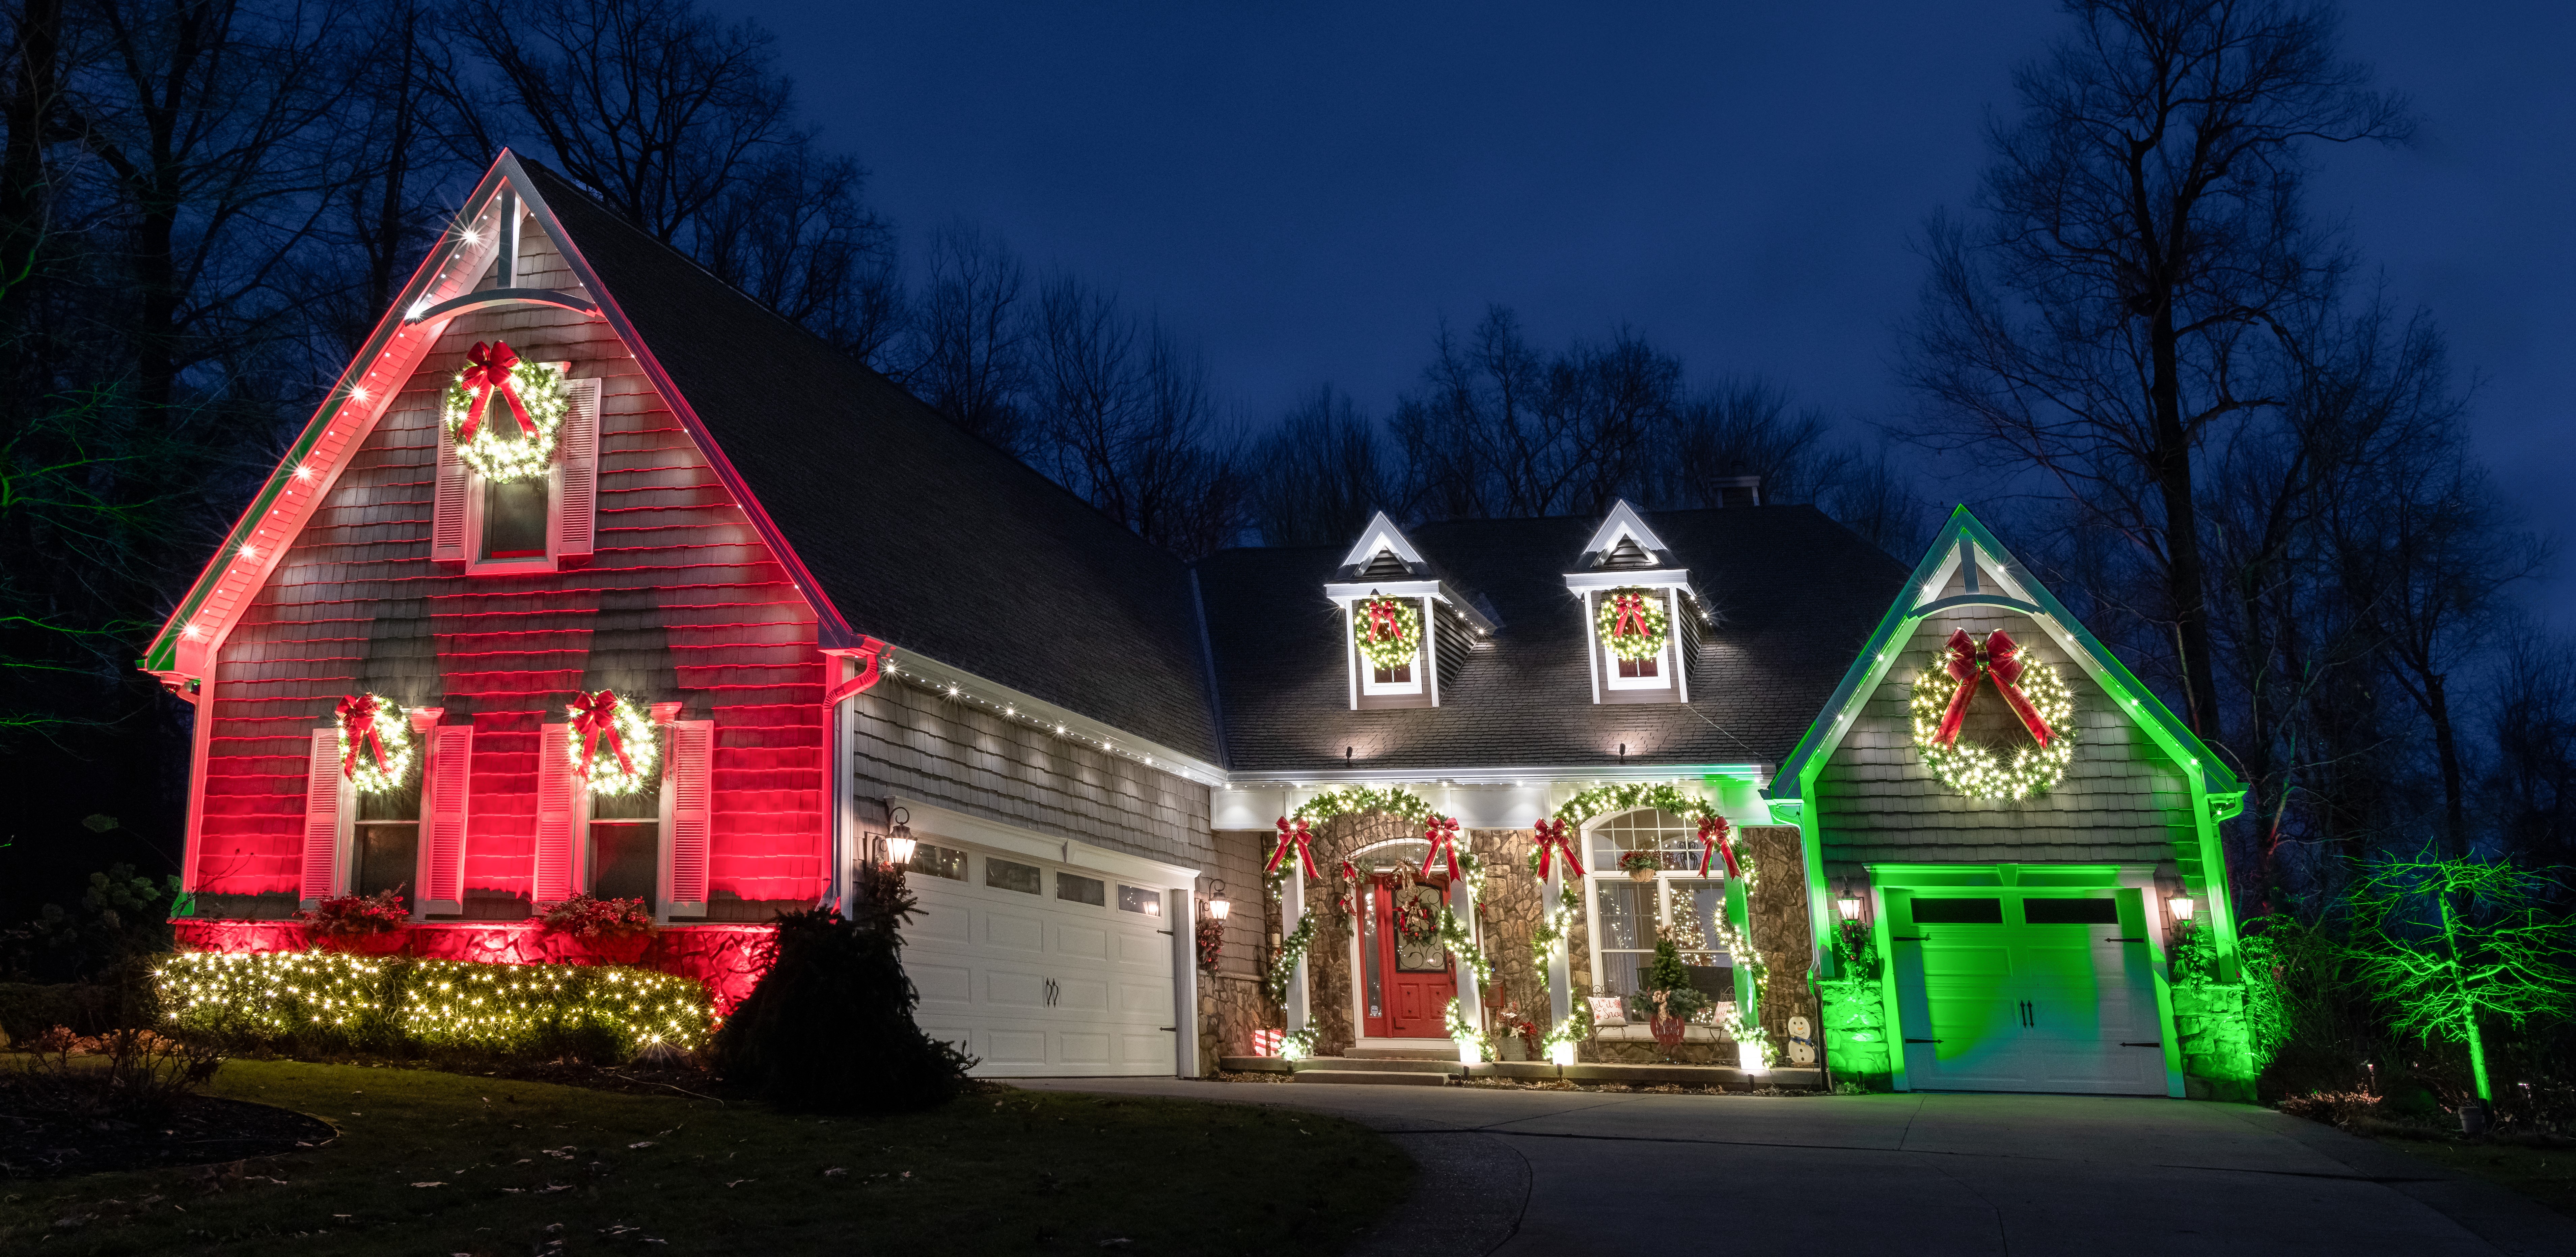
[
  {"left": 2120, "top": 1041, "right": 2161, "bottom": 1047},
  {"left": 2104, "top": 936, "right": 2145, "bottom": 942},
  {"left": 1891, "top": 935, "right": 1928, "bottom": 941},
  {"left": 1903, "top": 1038, "right": 1941, "bottom": 1043}
]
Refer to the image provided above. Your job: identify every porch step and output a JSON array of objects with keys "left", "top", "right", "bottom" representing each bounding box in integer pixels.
[
  {"left": 1217, "top": 1055, "right": 1292, "bottom": 1074},
  {"left": 1341, "top": 1045, "right": 1465, "bottom": 1061},
  {"left": 1290, "top": 1069, "right": 1449, "bottom": 1087},
  {"left": 1291, "top": 1056, "right": 1461, "bottom": 1076}
]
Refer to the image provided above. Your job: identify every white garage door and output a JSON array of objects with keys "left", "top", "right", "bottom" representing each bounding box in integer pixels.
[
  {"left": 904, "top": 840, "right": 1177, "bottom": 1077},
  {"left": 1892, "top": 891, "right": 2165, "bottom": 1096}
]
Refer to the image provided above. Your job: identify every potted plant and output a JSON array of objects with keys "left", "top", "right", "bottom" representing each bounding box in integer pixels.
[
  {"left": 538, "top": 892, "right": 658, "bottom": 964},
  {"left": 1618, "top": 850, "right": 1661, "bottom": 882},
  {"left": 1636, "top": 937, "right": 1712, "bottom": 1059},
  {"left": 297, "top": 888, "right": 411, "bottom": 954}
]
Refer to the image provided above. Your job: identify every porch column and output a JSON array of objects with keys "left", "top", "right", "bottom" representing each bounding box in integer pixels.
[
  {"left": 1451, "top": 873, "right": 1482, "bottom": 1052},
  {"left": 1283, "top": 867, "right": 1309, "bottom": 1037},
  {"left": 1545, "top": 865, "right": 1571, "bottom": 1035}
]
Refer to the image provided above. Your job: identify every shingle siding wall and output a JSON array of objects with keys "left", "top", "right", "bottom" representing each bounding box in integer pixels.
[
  {"left": 1816, "top": 609, "right": 2194, "bottom": 868},
  {"left": 851, "top": 677, "right": 1213, "bottom": 870}
]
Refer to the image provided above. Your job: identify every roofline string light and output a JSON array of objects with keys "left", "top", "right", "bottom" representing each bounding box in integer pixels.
[{"left": 888, "top": 659, "right": 1206, "bottom": 784}]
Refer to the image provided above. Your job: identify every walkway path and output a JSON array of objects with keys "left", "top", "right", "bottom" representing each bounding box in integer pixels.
[{"left": 1018, "top": 1078, "right": 2575, "bottom": 1256}]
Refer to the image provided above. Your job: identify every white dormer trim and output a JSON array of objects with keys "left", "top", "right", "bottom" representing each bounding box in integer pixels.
[
  {"left": 1577, "top": 499, "right": 1671, "bottom": 567},
  {"left": 1339, "top": 510, "right": 1425, "bottom": 570}
]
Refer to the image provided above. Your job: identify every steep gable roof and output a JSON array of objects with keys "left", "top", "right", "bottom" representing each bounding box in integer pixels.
[
  {"left": 1766, "top": 505, "right": 2243, "bottom": 805},
  {"left": 143, "top": 152, "right": 1219, "bottom": 764}
]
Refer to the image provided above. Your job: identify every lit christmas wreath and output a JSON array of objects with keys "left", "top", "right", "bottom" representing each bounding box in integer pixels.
[
  {"left": 1595, "top": 587, "right": 1669, "bottom": 660},
  {"left": 441, "top": 340, "right": 571, "bottom": 483},
  {"left": 334, "top": 693, "right": 416, "bottom": 795},
  {"left": 1908, "top": 628, "right": 2076, "bottom": 800},
  {"left": 568, "top": 689, "right": 659, "bottom": 796},
  {"left": 1351, "top": 595, "right": 1422, "bottom": 671},
  {"left": 1392, "top": 892, "right": 1440, "bottom": 943}
]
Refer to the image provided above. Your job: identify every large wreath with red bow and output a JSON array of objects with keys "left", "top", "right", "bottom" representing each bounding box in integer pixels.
[
  {"left": 442, "top": 339, "right": 572, "bottom": 483},
  {"left": 567, "top": 689, "right": 659, "bottom": 796},
  {"left": 1908, "top": 628, "right": 2076, "bottom": 800},
  {"left": 334, "top": 693, "right": 416, "bottom": 795},
  {"left": 1351, "top": 595, "right": 1422, "bottom": 671},
  {"left": 1595, "top": 587, "right": 1669, "bottom": 661}
]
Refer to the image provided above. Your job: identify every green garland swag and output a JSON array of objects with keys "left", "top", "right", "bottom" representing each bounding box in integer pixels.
[
  {"left": 1265, "top": 910, "right": 1319, "bottom": 1004},
  {"left": 1443, "top": 996, "right": 1493, "bottom": 1061},
  {"left": 1595, "top": 586, "right": 1670, "bottom": 661},
  {"left": 1529, "top": 877, "right": 1582, "bottom": 965},
  {"left": 1350, "top": 595, "right": 1423, "bottom": 671},
  {"left": 1549, "top": 782, "right": 1755, "bottom": 885}
]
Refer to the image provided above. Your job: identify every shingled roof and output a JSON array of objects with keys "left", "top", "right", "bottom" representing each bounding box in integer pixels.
[
  {"left": 1195, "top": 506, "right": 1908, "bottom": 775},
  {"left": 524, "top": 164, "right": 1222, "bottom": 763}
]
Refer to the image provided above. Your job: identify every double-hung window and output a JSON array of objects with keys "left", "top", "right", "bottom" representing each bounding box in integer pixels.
[
  {"left": 1583, "top": 809, "right": 1736, "bottom": 1015},
  {"left": 430, "top": 365, "right": 602, "bottom": 574}
]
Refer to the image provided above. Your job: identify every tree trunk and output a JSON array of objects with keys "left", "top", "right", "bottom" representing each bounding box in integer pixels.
[
  {"left": 2436, "top": 887, "right": 2491, "bottom": 1103},
  {"left": 0, "top": 0, "right": 61, "bottom": 356},
  {"left": 2149, "top": 305, "right": 2222, "bottom": 745},
  {"left": 2426, "top": 671, "right": 2468, "bottom": 858}
]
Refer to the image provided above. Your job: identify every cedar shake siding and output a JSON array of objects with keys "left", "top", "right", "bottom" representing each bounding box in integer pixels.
[
  {"left": 1812, "top": 606, "right": 2197, "bottom": 872},
  {"left": 193, "top": 223, "right": 826, "bottom": 912},
  {"left": 850, "top": 677, "right": 1213, "bottom": 870}
]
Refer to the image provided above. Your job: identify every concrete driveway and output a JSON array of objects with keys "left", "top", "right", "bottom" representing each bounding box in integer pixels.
[{"left": 1019, "top": 1078, "right": 2576, "bottom": 1256}]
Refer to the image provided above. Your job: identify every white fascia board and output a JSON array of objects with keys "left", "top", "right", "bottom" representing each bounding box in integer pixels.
[
  {"left": 892, "top": 796, "right": 1201, "bottom": 886},
  {"left": 1224, "top": 763, "right": 1767, "bottom": 788},
  {"left": 885, "top": 648, "right": 1227, "bottom": 784},
  {"left": 1563, "top": 570, "right": 1699, "bottom": 600},
  {"left": 1324, "top": 582, "right": 1498, "bottom": 635}
]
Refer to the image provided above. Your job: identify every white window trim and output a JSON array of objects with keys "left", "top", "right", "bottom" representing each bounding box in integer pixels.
[
  {"left": 1586, "top": 587, "right": 1687, "bottom": 703},
  {"left": 460, "top": 365, "right": 593, "bottom": 576},
  {"left": 1360, "top": 652, "right": 1425, "bottom": 695},
  {"left": 1347, "top": 594, "right": 1438, "bottom": 706},
  {"left": 1578, "top": 811, "right": 1736, "bottom": 1012},
  {"left": 1603, "top": 636, "right": 1674, "bottom": 690}
]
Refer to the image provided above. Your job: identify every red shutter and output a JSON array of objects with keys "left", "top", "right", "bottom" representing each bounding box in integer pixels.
[
  {"left": 553, "top": 377, "right": 599, "bottom": 562},
  {"left": 300, "top": 729, "right": 344, "bottom": 904},
  {"left": 431, "top": 409, "right": 468, "bottom": 561},
  {"left": 422, "top": 725, "right": 473, "bottom": 912},
  {"left": 665, "top": 720, "right": 712, "bottom": 913},
  {"left": 535, "top": 722, "right": 578, "bottom": 904}
]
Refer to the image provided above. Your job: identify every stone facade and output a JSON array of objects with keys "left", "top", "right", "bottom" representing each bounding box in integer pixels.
[{"left": 2171, "top": 981, "right": 2258, "bottom": 1102}]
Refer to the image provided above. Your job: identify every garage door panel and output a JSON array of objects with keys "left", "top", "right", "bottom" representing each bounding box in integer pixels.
[
  {"left": 1058, "top": 923, "right": 1110, "bottom": 960},
  {"left": 1922, "top": 945, "right": 2010, "bottom": 977},
  {"left": 1123, "top": 1033, "right": 1173, "bottom": 1068},
  {"left": 1060, "top": 1033, "right": 1111, "bottom": 1064},
  {"left": 1118, "top": 982, "right": 1166, "bottom": 1015},
  {"left": 1118, "top": 932, "right": 1167, "bottom": 967},
  {"left": 911, "top": 962, "right": 972, "bottom": 1005},
  {"left": 985, "top": 911, "right": 1044, "bottom": 951},
  {"left": 1055, "top": 979, "right": 1109, "bottom": 1012},
  {"left": 1902, "top": 892, "right": 2165, "bottom": 1096},
  {"left": 913, "top": 899, "right": 971, "bottom": 942},
  {"left": 985, "top": 1029, "right": 1047, "bottom": 1065},
  {"left": 988, "top": 970, "right": 1046, "bottom": 1008}
]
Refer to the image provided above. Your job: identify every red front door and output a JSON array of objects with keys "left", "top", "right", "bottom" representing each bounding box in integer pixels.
[{"left": 1363, "top": 875, "right": 1456, "bottom": 1038}]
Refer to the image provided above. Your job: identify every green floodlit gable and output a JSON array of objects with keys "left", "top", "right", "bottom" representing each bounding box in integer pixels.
[{"left": 1764, "top": 506, "right": 2247, "bottom": 969}]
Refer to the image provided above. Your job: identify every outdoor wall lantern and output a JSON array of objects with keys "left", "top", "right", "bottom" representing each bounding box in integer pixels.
[
  {"left": 877, "top": 806, "right": 917, "bottom": 867},
  {"left": 2168, "top": 895, "right": 2195, "bottom": 925},
  {"left": 1206, "top": 881, "right": 1232, "bottom": 922},
  {"left": 1836, "top": 895, "right": 1864, "bottom": 922}
]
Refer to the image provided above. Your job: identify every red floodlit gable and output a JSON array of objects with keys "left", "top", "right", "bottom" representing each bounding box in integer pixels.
[{"left": 171, "top": 152, "right": 842, "bottom": 916}]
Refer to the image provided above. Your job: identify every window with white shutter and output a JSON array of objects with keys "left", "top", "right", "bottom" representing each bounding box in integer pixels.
[
  {"left": 300, "top": 729, "right": 349, "bottom": 906},
  {"left": 418, "top": 723, "right": 473, "bottom": 916},
  {"left": 430, "top": 369, "right": 601, "bottom": 574},
  {"left": 534, "top": 722, "right": 581, "bottom": 905},
  {"left": 661, "top": 720, "right": 712, "bottom": 920}
]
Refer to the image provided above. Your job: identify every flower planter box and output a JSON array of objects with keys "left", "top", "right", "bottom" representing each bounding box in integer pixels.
[
  {"left": 575, "top": 933, "right": 654, "bottom": 966},
  {"left": 315, "top": 929, "right": 409, "bottom": 956}
]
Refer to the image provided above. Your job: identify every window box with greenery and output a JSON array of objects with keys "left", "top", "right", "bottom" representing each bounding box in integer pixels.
[
  {"left": 537, "top": 893, "right": 658, "bottom": 965},
  {"left": 296, "top": 889, "right": 412, "bottom": 954}
]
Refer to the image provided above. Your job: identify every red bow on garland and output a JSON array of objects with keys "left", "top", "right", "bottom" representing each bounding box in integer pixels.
[
  {"left": 335, "top": 694, "right": 390, "bottom": 780},
  {"left": 1698, "top": 815, "right": 1739, "bottom": 879},
  {"left": 569, "top": 689, "right": 634, "bottom": 781},
  {"left": 1267, "top": 816, "right": 1321, "bottom": 879},
  {"left": 1365, "top": 598, "right": 1405, "bottom": 643},
  {"left": 1610, "top": 593, "right": 1652, "bottom": 640},
  {"left": 1934, "top": 628, "right": 2055, "bottom": 748},
  {"left": 1420, "top": 815, "right": 1462, "bottom": 881},
  {"left": 1532, "top": 818, "right": 1585, "bottom": 879},
  {"left": 456, "top": 341, "right": 538, "bottom": 445}
]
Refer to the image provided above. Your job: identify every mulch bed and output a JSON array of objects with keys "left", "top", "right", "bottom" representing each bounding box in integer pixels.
[{"left": 0, "top": 1093, "right": 335, "bottom": 1180}]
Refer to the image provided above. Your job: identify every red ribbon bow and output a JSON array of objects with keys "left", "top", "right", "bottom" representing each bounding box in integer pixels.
[
  {"left": 1934, "top": 629, "right": 2055, "bottom": 748},
  {"left": 1419, "top": 815, "right": 1462, "bottom": 881},
  {"left": 1532, "top": 818, "right": 1586, "bottom": 879},
  {"left": 456, "top": 341, "right": 538, "bottom": 445},
  {"left": 335, "top": 694, "right": 390, "bottom": 780},
  {"left": 1610, "top": 593, "right": 1651, "bottom": 640},
  {"left": 570, "top": 689, "right": 634, "bottom": 780},
  {"left": 1267, "top": 816, "right": 1320, "bottom": 879},
  {"left": 1698, "top": 815, "right": 1739, "bottom": 879},
  {"left": 1365, "top": 598, "right": 1404, "bottom": 643}
]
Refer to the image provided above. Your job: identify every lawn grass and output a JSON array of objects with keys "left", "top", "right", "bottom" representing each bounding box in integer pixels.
[
  {"left": 1, "top": 1060, "right": 1415, "bottom": 1255},
  {"left": 2371, "top": 1135, "right": 2576, "bottom": 1221}
]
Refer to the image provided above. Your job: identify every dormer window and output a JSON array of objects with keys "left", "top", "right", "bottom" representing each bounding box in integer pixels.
[
  {"left": 1568, "top": 500, "right": 1699, "bottom": 706},
  {"left": 1324, "top": 512, "right": 1499, "bottom": 711}
]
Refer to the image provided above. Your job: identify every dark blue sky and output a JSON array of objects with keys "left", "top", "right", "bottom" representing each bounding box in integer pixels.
[{"left": 728, "top": 1, "right": 2574, "bottom": 612}]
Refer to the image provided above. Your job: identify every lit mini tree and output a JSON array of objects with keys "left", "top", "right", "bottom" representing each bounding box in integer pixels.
[{"left": 2347, "top": 852, "right": 2576, "bottom": 1105}]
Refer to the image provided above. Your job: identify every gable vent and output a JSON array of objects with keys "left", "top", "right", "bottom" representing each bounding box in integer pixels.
[
  {"left": 1359, "top": 548, "right": 1409, "bottom": 578},
  {"left": 1602, "top": 537, "right": 1657, "bottom": 570}
]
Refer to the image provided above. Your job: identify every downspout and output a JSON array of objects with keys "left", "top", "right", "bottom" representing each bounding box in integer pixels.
[{"left": 821, "top": 636, "right": 892, "bottom": 911}]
